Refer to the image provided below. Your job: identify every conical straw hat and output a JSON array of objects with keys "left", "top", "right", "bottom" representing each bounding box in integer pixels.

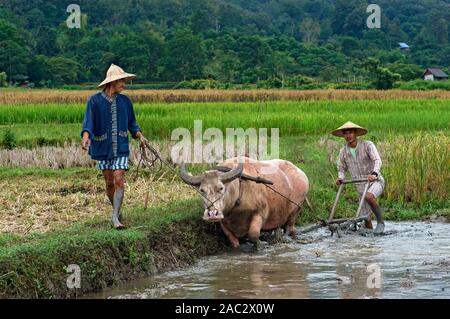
[
  {"left": 98, "top": 64, "right": 136, "bottom": 88},
  {"left": 332, "top": 121, "right": 368, "bottom": 137}
]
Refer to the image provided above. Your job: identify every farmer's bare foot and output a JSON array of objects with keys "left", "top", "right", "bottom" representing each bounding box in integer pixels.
[
  {"left": 112, "top": 221, "right": 125, "bottom": 229},
  {"left": 365, "top": 219, "right": 373, "bottom": 229}
]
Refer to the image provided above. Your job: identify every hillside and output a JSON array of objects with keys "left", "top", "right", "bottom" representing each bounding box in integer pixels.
[{"left": 0, "top": 0, "right": 449, "bottom": 86}]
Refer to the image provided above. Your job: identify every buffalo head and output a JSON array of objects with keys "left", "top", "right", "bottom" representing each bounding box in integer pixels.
[{"left": 180, "top": 161, "right": 244, "bottom": 222}]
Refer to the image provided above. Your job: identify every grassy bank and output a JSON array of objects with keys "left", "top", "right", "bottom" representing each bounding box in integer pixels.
[{"left": 0, "top": 198, "right": 227, "bottom": 298}]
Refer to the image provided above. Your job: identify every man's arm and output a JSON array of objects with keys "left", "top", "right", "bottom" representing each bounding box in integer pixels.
[
  {"left": 81, "top": 98, "right": 94, "bottom": 150},
  {"left": 127, "top": 99, "right": 142, "bottom": 139},
  {"left": 367, "top": 141, "right": 382, "bottom": 176},
  {"left": 336, "top": 147, "right": 347, "bottom": 184},
  {"left": 126, "top": 99, "right": 148, "bottom": 147}
]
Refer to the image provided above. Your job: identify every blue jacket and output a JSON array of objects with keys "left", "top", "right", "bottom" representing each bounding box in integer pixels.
[{"left": 81, "top": 92, "right": 141, "bottom": 160}]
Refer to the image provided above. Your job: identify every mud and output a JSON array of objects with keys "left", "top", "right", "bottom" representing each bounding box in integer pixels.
[{"left": 87, "top": 221, "right": 450, "bottom": 299}]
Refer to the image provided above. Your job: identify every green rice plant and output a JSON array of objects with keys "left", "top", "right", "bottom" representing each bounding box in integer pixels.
[
  {"left": 2, "top": 128, "right": 17, "bottom": 150},
  {"left": 0, "top": 99, "right": 448, "bottom": 164},
  {"left": 0, "top": 100, "right": 448, "bottom": 142},
  {"left": 383, "top": 132, "right": 449, "bottom": 205}
]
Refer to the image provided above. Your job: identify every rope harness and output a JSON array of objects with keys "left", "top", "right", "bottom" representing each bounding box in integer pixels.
[
  {"left": 133, "top": 140, "right": 218, "bottom": 210},
  {"left": 213, "top": 166, "right": 304, "bottom": 209},
  {"left": 133, "top": 141, "right": 305, "bottom": 212}
]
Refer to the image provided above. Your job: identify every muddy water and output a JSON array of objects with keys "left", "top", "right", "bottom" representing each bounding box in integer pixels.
[{"left": 89, "top": 222, "right": 450, "bottom": 299}]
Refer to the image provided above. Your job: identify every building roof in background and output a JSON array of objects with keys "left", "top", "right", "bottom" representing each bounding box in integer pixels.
[{"left": 423, "top": 68, "right": 449, "bottom": 78}]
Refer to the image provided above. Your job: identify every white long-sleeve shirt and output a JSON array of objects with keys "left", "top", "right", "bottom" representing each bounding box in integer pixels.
[{"left": 337, "top": 140, "right": 383, "bottom": 180}]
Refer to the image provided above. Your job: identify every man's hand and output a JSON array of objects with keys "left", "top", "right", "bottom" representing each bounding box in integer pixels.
[
  {"left": 368, "top": 175, "right": 378, "bottom": 182},
  {"left": 336, "top": 178, "right": 343, "bottom": 185},
  {"left": 139, "top": 136, "right": 148, "bottom": 148},
  {"left": 136, "top": 131, "right": 148, "bottom": 148},
  {"left": 81, "top": 132, "right": 90, "bottom": 150}
]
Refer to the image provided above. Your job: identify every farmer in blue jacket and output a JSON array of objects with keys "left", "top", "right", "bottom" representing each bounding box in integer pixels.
[{"left": 81, "top": 64, "right": 148, "bottom": 229}]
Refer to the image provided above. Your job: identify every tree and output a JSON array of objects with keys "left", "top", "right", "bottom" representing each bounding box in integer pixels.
[
  {"left": 364, "top": 58, "right": 401, "bottom": 90},
  {"left": 0, "top": 20, "right": 31, "bottom": 83},
  {"left": 0, "top": 40, "right": 31, "bottom": 84},
  {"left": 163, "top": 27, "right": 206, "bottom": 81},
  {"left": 387, "top": 63, "right": 423, "bottom": 81},
  {"left": 138, "top": 24, "right": 165, "bottom": 81},
  {"left": 320, "top": 66, "right": 342, "bottom": 82},
  {"left": 108, "top": 26, "right": 164, "bottom": 81},
  {"left": 1, "top": 0, "right": 450, "bottom": 87},
  {"left": 340, "top": 36, "right": 361, "bottom": 57},
  {"left": 186, "top": 0, "right": 217, "bottom": 34},
  {"left": 204, "top": 50, "right": 241, "bottom": 83},
  {"left": 45, "top": 57, "right": 81, "bottom": 86},
  {"left": 333, "top": 0, "right": 366, "bottom": 36},
  {"left": 235, "top": 35, "right": 274, "bottom": 82},
  {"left": 299, "top": 18, "right": 321, "bottom": 44},
  {"left": 0, "top": 72, "right": 7, "bottom": 87},
  {"left": 271, "top": 51, "right": 297, "bottom": 88},
  {"left": 34, "top": 26, "right": 58, "bottom": 56},
  {"left": 420, "top": 12, "right": 449, "bottom": 44},
  {"left": 27, "top": 55, "right": 49, "bottom": 85}
]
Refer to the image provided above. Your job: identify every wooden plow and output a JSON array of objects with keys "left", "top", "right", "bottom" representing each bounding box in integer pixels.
[{"left": 301, "top": 178, "right": 374, "bottom": 237}]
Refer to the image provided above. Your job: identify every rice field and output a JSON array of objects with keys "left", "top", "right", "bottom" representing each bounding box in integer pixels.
[
  {"left": 0, "top": 99, "right": 448, "bottom": 145},
  {"left": 383, "top": 132, "right": 449, "bottom": 206},
  {"left": 1, "top": 88, "right": 450, "bottom": 104},
  {"left": 0, "top": 92, "right": 448, "bottom": 234}
]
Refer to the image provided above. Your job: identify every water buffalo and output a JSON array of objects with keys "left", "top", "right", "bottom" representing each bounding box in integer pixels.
[{"left": 180, "top": 157, "right": 309, "bottom": 249}]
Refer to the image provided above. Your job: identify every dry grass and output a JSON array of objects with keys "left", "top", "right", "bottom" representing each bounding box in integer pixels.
[
  {"left": 0, "top": 141, "right": 175, "bottom": 168},
  {"left": 0, "top": 142, "right": 95, "bottom": 168},
  {"left": 0, "top": 171, "right": 197, "bottom": 234},
  {"left": 0, "top": 139, "right": 201, "bottom": 234},
  {"left": 0, "top": 140, "right": 249, "bottom": 169},
  {"left": 1, "top": 89, "right": 450, "bottom": 104}
]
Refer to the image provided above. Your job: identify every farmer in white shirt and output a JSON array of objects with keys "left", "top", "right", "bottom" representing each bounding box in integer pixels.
[{"left": 333, "top": 121, "right": 385, "bottom": 234}]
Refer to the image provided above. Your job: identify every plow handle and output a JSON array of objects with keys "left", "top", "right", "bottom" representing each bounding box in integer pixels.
[{"left": 341, "top": 178, "right": 372, "bottom": 184}]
